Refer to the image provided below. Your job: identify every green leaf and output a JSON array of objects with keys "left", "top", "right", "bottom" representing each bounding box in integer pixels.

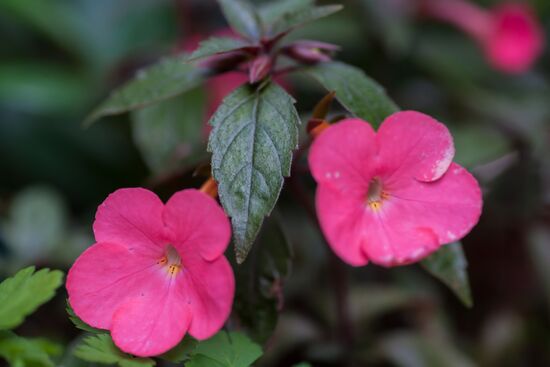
[
  {"left": 421, "top": 242, "right": 473, "bottom": 307},
  {"left": 268, "top": 4, "right": 344, "bottom": 37},
  {"left": 159, "top": 336, "right": 198, "bottom": 363},
  {"left": 0, "top": 267, "right": 64, "bottom": 330},
  {"left": 306, "top": 61, "right": 398, "bottom": 127},
  {"left": 188, "top": 37, "right": 249, "bottom": 62},
  {"left": 235, "top": 216, "right": 292, "bottom": 342},
  {"left": 66, "top": 302, "right": 104, "bottom": 334},
  {"left": 216, "top": 0, "right": 262, "bottom": 40},
  {"left": 4, "top": 186, "right": 68, "bottom": 263},
  {"left": 74, "top": 334, "right": 155, "bottom": 367},
  {"left": 258, "top": 0, "right": 313, "bottom": 27},
  {"left": 0, "top": 331, "right": 62, "bottom": 367},
  {"left": 131, "top": 89, "right": 206, "bottom": 174},
  {"left": 208, "top": 81, "right": 300, "bottom": 263},
  {"left": 84, "top": 55, "right": 205, "bottom": 125},
  {"left": 185, "top": 331, "right": 262, "bottom": 367}
]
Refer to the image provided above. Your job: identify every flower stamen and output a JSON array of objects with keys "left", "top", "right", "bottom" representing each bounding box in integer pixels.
[
  {"left": 158, "top": 245, "right": 182, "bottom": 277},
  {"left": 366, "top": 178, "right": 389, "bottom": 211}
]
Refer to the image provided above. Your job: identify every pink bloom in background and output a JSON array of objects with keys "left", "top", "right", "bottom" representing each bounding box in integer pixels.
[
  {"left": 309, "top": 111, "right": 482, "bottom": 267},
  {"left": 67, "top": 188, "right": 234, "bottom": 357},
  {"left": 421, "top": 0, "right": 544, "bottom": 74}
]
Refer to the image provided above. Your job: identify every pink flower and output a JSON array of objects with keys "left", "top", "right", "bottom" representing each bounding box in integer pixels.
[
  {"left": 308, "top": 111, "right": 482, "bottom": 267},
  {"left": 420, "top": 0, "right": 544, "bottom": 74},
  {"left": 66, "top": 188, "right": 234, "bottom": 357},
  {"left": 484, "top": 3, "right": 544, "bottom": 74}
]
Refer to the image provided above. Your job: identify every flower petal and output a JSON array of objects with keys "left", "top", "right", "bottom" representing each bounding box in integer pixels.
[
  {"left": 93, "top": 188, "right": 166, "bottom": 255},
  {"left": 67, "top": 242, "right": 164, "bottom": 330},
  {"left": 377, "top": 111, "right": 454, "bottom": 183},
  {"left": 163, "top": 189, "right": 231, "bottom": 261},
  {"left": 178, "top": 256, "right": 235, "bottom": 340},
  {"left": 386, "top": 163, "right": 483, "bottom": 246},
  {"left": 111, "top": 286, "right": 191, "bottom": 357},
  {"left": 309, "top": 119, "right": 377, "bottom": 195},
  {"left": 316, "top": 185, "right": 369, "bottom": 266}
]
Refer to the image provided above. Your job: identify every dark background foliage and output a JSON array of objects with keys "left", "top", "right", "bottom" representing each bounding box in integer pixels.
[{"left": 1, "top": 0, "right": 550, "bottom": 366}]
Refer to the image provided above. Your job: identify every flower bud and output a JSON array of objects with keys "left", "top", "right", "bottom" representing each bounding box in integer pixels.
[
  {"left": 248, "top": 54, "right": 273, "bottom": 84},
  {"left": 282, "top": 40, "right": 340, "bottom": 64}
]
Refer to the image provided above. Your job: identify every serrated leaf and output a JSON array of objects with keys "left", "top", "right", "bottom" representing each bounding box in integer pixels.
[
  {"left": 217, "top": 0, "right": 262, "bottom": 41},
  {"left": 208, "top": 81, "right": 300, "bottom": 263},
  {"left": 258, "top": 0, "right": 313, "bottom": 27},
  {"left": 0, "top": 330, "right": 62, "bottom": 367},
  {"left": 159, "top": 336, "right": 198, "bottom": 363},
  {"left": 188, "top": 37, "right": 249, "bottom": 62},
  {"left": 74, "top": 334, "right": 155, "bottom": 367},
  {"left": 0, "top": 267, "right": 64, "bottom": 330},
  {"left": 185, "top": 331, "right": 262, "bottom": 367},
  {"left": 306, "top": 61, "right": 398, "bottom": 127},
  {"left": 131, "top": 89, "right": 206, "bottom": 174},
  {"left": 66, "top": 302, "right": 104, "bottom": 334},
  {"left": 269, "top": 4, "right": 343, "bottom": 37},
  {"left": 84, "top": 55, "right": 204, "bottom": 125},
  {"left": 421, "top": 242, "right": 473, "bottom": 307},
  {"left": 235, "top": 216, "right": 292, "bottom": 342}
]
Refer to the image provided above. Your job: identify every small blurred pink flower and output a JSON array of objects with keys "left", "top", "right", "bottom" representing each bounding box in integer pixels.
[
  {"left": 308, "top": 111, "right": 482, "bottom": 267},
  {"left": 67, "top": 188, "right": 234, "bottom": 357},
  {"left": 421, "top": 0, "right": 544, "bottom": 74}
]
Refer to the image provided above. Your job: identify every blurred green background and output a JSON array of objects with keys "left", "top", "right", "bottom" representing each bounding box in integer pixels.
[{"left": 1, "top": 0, "right": 550, "bottom": 366}]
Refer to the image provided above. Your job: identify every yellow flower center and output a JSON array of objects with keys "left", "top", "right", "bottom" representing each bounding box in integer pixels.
[
  {"left": 366, "top": 177, "right": 389, "bottom": 211},
  {"left": 157, "top": 244, "right": 182, "bottom": 276}
]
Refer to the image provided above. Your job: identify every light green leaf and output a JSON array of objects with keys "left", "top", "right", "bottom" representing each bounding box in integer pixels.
[
  {"left": 131, "top": 89, "right": 206, "bottom": 174},
  {"left": 269, "top": 4, "right": 343, "bottom": 37},
  {"left": 421, "top": 242, "right": 473, "bottom": 307},
  {"left": 74, "top": 334, "right": 155, "bottom": 367},
  {"left": 159, "top": 336, "right": 198, "bottom": 363},
  {"left": 0, "top": 330, "right": 62, "bottom": 367},
  {"left": 216, "top": 0, "right": 262, "bottom": 40},
  {"left": 4, "top": 186, "right": 68, "bottom": 263},
  {"left": 306, "top": 61, "right": 398, "bottom": 127},
  {"left": 185, "top": 331, "right": 262, "bottom": 367},
  {"left": 188, "top": 37, "right": 249, "bottom": 62},
  {"left": 66, "top": 302, "right": 104, "bottom": 334},
  {"left": 0, "top": 267, "right": 64, "bottom": 330},
  {"left": 208, "top": 81, "right": 300, "bottom": 263},
  {"left": 84, "top": 55, "right": 205, "bottom": 125},
  {"left": 235, "top": 216, "right": 292, "bottom": 342}
]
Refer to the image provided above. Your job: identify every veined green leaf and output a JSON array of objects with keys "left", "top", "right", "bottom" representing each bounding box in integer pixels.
[
  {"left": 208, "top": 81, "right": 300, "bottom": 263},
  {"left": 258, "top": 0, "right": 313, "bottom": 28},
  {"left": 306, "top": 61, "right": 398, "bottom": 127},
  {"left": 84, "top": 55, "right": 204, "bottom": 125},
  {"left": 0, "top": 267, "right": 64, "bottom": 330},
  {"left": 421, "top": 242, "right": 473, "bottom": 307},
  {"left": 185, "top": 331, "right": 262, "bottom": 367},
  {"left": 188, "top": 37, "right": 249, "bottom": 62},
  {"left": 216, "top": 0, "right": 263, "bottom": 40},
  {"left": 74, "top": 334, "right": 155, "bottom": 367},
  {"left": 268, "top": 4, "right": 343, "bottom": 37},
  {"left": 235, "top": 216, "right": 292, "bottom": 342}
]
